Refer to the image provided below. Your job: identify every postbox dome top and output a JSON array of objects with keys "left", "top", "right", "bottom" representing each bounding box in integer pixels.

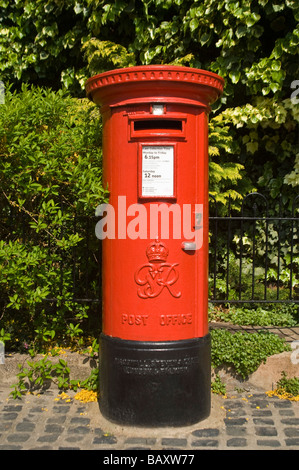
[{"left": 85, "top": 65, "right": 224, "bottom": 109}]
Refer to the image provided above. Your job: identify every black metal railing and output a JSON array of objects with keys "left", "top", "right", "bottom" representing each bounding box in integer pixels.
[
  {"left": 209, "top": 192, "right": 299, "bottom": 305},
  {"left": 0, "top": 193, "right": 298, "bottom": 308}
]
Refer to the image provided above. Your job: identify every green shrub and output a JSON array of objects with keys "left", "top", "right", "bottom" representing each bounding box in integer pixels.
[
  {"left": 211, "top": 328, "right": 291, "bottom": 379},
  {"left": 211, "top": 373, "right": 227, "bottom": 396},
  {"left": 10, "top": 355, "right": 99, "bottom": 399},
  {"left": 0, "top": 85, "right": 108, "bottom": 353},
  {"left": 276, "top": 371, "right": 299, "bottom": 397},
  {"left": 209, "top": 303, "right": 298, "bottom": 327}
]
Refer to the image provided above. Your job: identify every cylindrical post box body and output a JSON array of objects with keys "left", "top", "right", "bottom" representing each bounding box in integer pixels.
[{"left": 86, "top": 66, "right": 224, "bottom": 426}]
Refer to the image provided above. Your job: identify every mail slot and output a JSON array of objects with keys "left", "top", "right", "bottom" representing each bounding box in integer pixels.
[
  {"left": 86, "top": 65, "right": 224, "bottom": 426},
  {"left": 134, "top": 119, "right": 183, "bottom": 130}
]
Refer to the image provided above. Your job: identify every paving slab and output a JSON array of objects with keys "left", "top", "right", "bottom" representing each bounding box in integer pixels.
[{"left": 0, "top": 385, "right": 298, "bottom": 451}]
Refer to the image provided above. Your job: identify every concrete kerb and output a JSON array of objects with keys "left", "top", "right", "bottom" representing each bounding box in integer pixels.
[
  {"left": 1, "top": 346, "right": 298, "bottom": 394},
  {"left": 0, "top": 350, "right": 97, "bottom": 390}
]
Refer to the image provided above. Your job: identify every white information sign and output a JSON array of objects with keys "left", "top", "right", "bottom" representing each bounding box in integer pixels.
[{"left": 141, "top": 145, "right": 174, "bottom": 197}]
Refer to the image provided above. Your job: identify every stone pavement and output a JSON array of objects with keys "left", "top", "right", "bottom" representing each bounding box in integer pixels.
[{"left": 0, "top": 384, "right": 298, "bottom": 451}]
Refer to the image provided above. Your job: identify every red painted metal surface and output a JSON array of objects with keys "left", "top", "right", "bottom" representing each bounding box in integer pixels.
[{"left": 86, "top": 65, "right": 224, "bottom": 342}]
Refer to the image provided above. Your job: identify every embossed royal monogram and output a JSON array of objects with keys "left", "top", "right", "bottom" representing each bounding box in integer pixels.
[{"left": 135, "top": 239, "right": 181, "bottom": 299}]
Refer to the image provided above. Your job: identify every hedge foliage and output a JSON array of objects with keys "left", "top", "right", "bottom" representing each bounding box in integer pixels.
[
  {"left": 0, "top": 86, "right": 108, "bottom": 352},
  {"left": 0, "top": 0, "right": 298, "bottom": 210},
  {"left": 211, "top": 328, "right": 291, "bottom": 379}
]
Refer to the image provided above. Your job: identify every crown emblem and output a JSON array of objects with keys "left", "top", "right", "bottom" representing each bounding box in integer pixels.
[{"left": 146, "top": 238, "right": 169, "bottom": 263}]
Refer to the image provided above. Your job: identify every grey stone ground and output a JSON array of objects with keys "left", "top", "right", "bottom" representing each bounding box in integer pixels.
[
  {"left": 0, "top": 324, "right": 298, "bottom": 451},
  {"left": 0, "top": 384, "right": 299, "bottom": 450}
]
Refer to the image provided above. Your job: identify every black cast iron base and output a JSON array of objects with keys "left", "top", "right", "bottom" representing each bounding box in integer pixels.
[{"left": 99, "top": 333, "right": 211, "bottom": 427}]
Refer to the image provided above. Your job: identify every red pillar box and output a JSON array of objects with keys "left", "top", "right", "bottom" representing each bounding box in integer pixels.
[{"left": 86, "top": 65, "right": 224, "bottom": 426}]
